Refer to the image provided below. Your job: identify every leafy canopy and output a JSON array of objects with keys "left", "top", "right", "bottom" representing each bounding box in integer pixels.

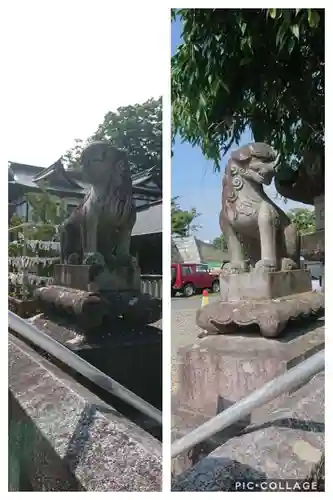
[
  {"left": 172, "top": 9, "right": 324, "bottom": 199},
  {"left": 63, "top": 98, "right": 162, "bottom": 176}
]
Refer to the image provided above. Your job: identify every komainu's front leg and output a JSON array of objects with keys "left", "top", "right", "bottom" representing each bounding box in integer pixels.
[
  {"left": 114, "top": 228, "right": 133, "bottom": 265},
  {"left": 223, "top": 220, "right": 248, "bottom": 273},
  {"left": 256, "top": 203, "right": 278, "bottom": 271},
  {"left": 82, "top": 214, "right": 99, "bottom": 262},
  {"left": 113, "top": 228, "right": 139, "bottom": 287}
]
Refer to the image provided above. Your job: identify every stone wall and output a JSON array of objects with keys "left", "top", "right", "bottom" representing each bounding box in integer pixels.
[{"left": 8, "top": 334, "right": 162, "bottom": 492}]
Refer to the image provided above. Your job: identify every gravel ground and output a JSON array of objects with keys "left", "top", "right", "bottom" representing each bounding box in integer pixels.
[
  {"left": 171, "top": 308, "right": 204, "bottom": 393},
  {"left": 172, "top": 309, "right": 201, "bottom": 357},
  {"left": 171, "top": 293, "right": 222, "bottom": 392}
]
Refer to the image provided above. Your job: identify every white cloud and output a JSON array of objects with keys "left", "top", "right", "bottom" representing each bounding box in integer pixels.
[{"left": 3, "top": 2, "right": 165, "bottom": 166}]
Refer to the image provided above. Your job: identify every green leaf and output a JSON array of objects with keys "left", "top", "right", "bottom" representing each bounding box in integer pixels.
[
  {"left": 308, "top": 10, "right": 320, "bottom": 28},
  {"left": 247, "top": 36, "right": 253, "bottom": 50},
  {"left": 221, "top": 81, "right": 230, "bottom": 93},
  {"left": 288, "top": 36, "right": 296, "bottom": 54},
  {"left": 199, "top": 93, "right": 207, "bottom": 107},
  {"left": 276, "top": 23, "right": 287, "bottom": 47},
  {"left": 290, "top": 24, "right": 300, "bottom": 39},
  {"left": 171, "top": 7, "right": 324, "bottom": 193}
]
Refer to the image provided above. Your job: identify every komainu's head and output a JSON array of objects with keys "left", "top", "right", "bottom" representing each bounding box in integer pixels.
[
  {"left": 228, "top": 142, "right": 278, "bottom": 186},
  {"left": 80, "top": 141, "right": 131, "bottom": 188},
  {"left": 222, "top": 142, "right": 279, "bottom": 216}
]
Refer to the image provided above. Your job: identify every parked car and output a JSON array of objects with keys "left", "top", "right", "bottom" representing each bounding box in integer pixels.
[{"left": 171, "top": 262, "right": 220, "bottom": 297}]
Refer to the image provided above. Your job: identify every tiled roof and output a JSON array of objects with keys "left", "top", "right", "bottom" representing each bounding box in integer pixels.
[{"left": 8, "top": 161, "right": 161, "bottom": 196}]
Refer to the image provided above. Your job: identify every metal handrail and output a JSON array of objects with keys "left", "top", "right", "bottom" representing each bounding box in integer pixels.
[
  {"left": 8, "top": 311, "right": 162, "bottom": 425},
  {"left": 171, "top": 349, "right": 324, "bottom": 458}
]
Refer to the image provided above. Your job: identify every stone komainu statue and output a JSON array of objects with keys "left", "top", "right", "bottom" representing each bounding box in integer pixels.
[
  {"left": 60, "top": 141, "right": 136, "bottom": 269},
  {"left": 220, "top": 142, "right": 300, "bottom": 273}
]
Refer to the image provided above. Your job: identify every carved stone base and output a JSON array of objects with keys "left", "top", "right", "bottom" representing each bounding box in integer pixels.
[
  {"left": 34, "top": 286, "right": 107, "bottom": 329},
  {"left": 197, "top": 270, "right": 323, "bottom": 338},
  {"left": 101, "top": 289, "right": 162, "bottom": 326},
  {"left": 35, "top": 285, "right": 162, "bottom": 330},
  {"left": 54, "top": 261, "right": 141, "bottom": 293},
  {"left": 196, "top": 291, "right": 324, "bottom": 338},
  {"left": 219, "top": 268, "right": 312, "bottom": 301}
]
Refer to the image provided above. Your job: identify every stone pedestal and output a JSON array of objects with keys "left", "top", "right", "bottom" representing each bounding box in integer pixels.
[
  {"left": 54, "top": 263, "right": 141, "bottom": 292},
  {"left": 37, "top": 263, "right": 162, "bottom": 329},
  {"left": 34, "top": 286, "right": 107, "bottom": 329},
  {"left": 220, "top": 268, "right": 312, "bottom": 301},
  {"left": 196, "top": 269, "right": 324, "bottom": 338},
  {"left": 175, "top": 321, "right": 324, "bottom": 419},
  {"left": 35, "top": 285, "right": 162, "bottom": 329},
  {"left": 172, "top": 319, "right": 324, "bottom": 474},
  {"left": 172, "top": 371, "right": 324, "bottom": 491},
  {"left": 29, "top": 315, "right": 162, "bottom": 412}
]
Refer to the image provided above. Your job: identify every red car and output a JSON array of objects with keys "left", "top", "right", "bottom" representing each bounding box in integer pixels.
[{"left": 171, "top": 262, "right": 220, "bottom": 297}]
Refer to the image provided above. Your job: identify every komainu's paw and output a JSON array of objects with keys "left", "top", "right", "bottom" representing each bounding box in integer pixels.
[
  {"left": 83, "top": 252, "right": 105, "bottom": 267},
  {"left": 224, "top": 260, "right": 249, "bottom": 274},
  {"left": 66, "top": 253, "right": 81, "bottom": 264},
  {"left": 255, "top": 259, "right": 277, "bottom": 272},
  {"left": 281, "top": 258, "right": 298, "bottom": 270}
]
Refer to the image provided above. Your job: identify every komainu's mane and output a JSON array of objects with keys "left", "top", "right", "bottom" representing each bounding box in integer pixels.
[{"left": 221, "top": 159, "right": 241, "bottom": 220}]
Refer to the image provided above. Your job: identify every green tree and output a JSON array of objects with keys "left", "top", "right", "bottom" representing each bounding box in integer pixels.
[
  {"left": 24, "top": 191, "right": 67, "bottom": 241},
  {"left": 171, "top": 197, "right": 201, "bottom": 237},
  {"left": 213, "top": 234, "right": 228, "bottom": 251},
  {"left": 62, "top": 138, "right": 86, "bottom": 169},
  {"left": 9, "top": 214, "right": 25, "bottom": 229},
  {"left": 172, "top": 9, "right": 324, "bottom": 204},
  {"left": 287, "top": 208, "right": 315, "bottom": 235},
  {"left": 63, "top": 98, "right": 162, "bottom": 176}
]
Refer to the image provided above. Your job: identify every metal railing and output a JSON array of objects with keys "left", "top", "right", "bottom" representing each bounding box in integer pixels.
[
  {"left": 171, "top": 349, "right": 324, "bottom": 458},
  {"left": 8, "top": 311, "right": 162, "bottom": 425}
]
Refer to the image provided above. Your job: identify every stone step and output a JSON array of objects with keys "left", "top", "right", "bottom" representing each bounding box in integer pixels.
[{"left": 172, "top": 371, "right": 324, "bottom": 491}]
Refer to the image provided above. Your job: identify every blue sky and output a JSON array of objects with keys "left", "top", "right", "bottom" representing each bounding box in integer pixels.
[{"left": 171, "top": 16, "right": 310, "bottom": 241}]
